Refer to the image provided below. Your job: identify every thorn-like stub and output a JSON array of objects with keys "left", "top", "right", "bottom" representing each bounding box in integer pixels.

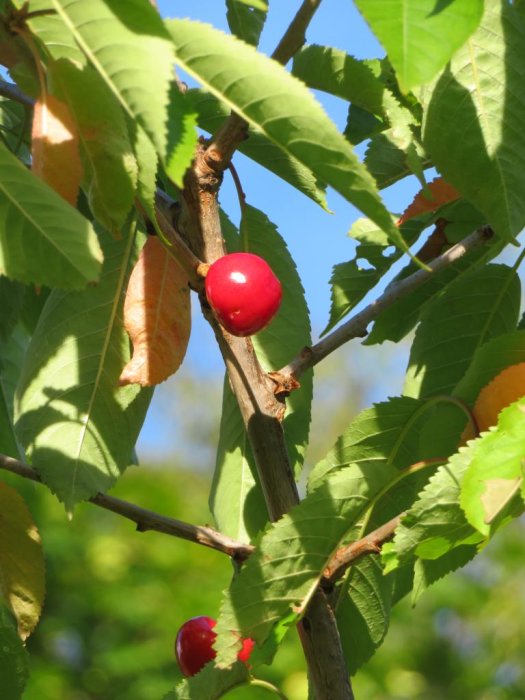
[{"left": 267, "top": 371, "right": 301, "bottom": 398}]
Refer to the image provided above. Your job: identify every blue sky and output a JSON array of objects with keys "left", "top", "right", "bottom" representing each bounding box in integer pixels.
[{"left": 137, "top": 1, "right": 421, "bottom": 463}]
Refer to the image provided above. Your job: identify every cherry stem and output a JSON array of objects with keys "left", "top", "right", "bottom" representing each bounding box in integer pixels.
[
  {"left": 228, "top": 162, "right": 246, "bottom": 216},
  {"left": 248, "top": 678, "right": 289, "bottom": 699}
]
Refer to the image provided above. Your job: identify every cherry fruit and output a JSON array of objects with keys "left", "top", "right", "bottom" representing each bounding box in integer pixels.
[
  {"left": 205, "top": 252, "right": 282, "bottom": 337},
  {"left": 175, "top": 615, "right": 254, "bottom": 677}
]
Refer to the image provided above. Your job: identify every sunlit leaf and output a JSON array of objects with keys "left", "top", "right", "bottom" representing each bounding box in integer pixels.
[
  {"left": 0, "top": 142, "right": 102, "bottom": 289},
  {"left": 461, "top": 399, "right": 525, "bottom": 535},
  {"left": 167, "top": 19, "right": 407, "bottom": 251},
  {"left": 354, "top": 0, "right": 483, "bottom": 90},
  {"left": 51, "top": 60, "right": 138, "bottom": 234},
  {"left": 15, "top": 227, "right": 153, "bottom": 511},
  {"left": 423, "top": 1, "right": 525, "bottom": 242},
  {"left": 49, "top": 0, "right": 173, "bottom": 157},
  {"left": 188, "top": 88, "right": 328, "bottom": 209}
]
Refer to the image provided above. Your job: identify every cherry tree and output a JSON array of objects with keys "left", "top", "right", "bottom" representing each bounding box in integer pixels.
[{"left": 0, "top": 0, "right": 524, "bottom": 698}]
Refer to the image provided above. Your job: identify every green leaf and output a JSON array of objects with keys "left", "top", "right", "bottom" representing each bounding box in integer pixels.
[
  {"left": 211, "top": 379, "right": 268, "bottom": 543},
  {"left": 0, "top": 277, "right": 24, "bottom": 341},
  {"left": 308, "top": 396, "right": 425, "bottom": 491},
  {"left": 17, "top": 0, "right": 85, "bottom": 64},
  {"left": 0, "top": 142, "right": 103, "bottom": 288},
  {"left": 167, "top": 660, "right": 250, "bottom": 700},
  {"left": 0, "top": 324, "right": 28, "bottom": 459},
  {"left": 323, "top": 216, "right": 424, "bottom": 334},
  {"left": 0, "top": 97, "right": 30, "bottom": 162},
  {"left": 51, "top": 60, "right": 138, "bottom": 234},
  {"left": 382, "top": 444, "right": 484, "bottom": 573},
  {"left": 226, "top": 0, "right": 267, "bottom": 46},
  {"left": 404, "top": 264, "right": 521, "bottom": 399},
  {"left": 411, "top": 545, "right": 478, "bottom": 604},
  {"left": 15, "top": 227, "right": 153, "bottom": 511},
  {"left": 165, "top": 86, "right": 198, "bottom": 188},
  {"left": 210, "top": 206, "right": 312, "bottom": 542},
  {"left": 167, "top": 20, "right": 407, "bottom": 251},
  {"left": 336, "top": 556, "right": 393, "bottom": 675},
  {"left": 292, "top": 46, "right": 384, "bottom": 114},
  {"left": 0, "top": 606, "right": 29, "bottom": 700},
  {"left": 214, "top": 397, "right": 431, "bottom": 667},
  {"left": 354, "top": 0, "right": 483, "bottom": 91},
  {"left": 0, "top": 481, "right": 45, "bottom": 640},
  {"left": 422, "top": 1, "right": 525, "bottom": 242},
  {"left": 461, "top": 399, "right": 525, "bottom": 536},
  {"left": 49, "top": 0, "right": 173, "bottom": 158},
  {"left": 187, "top": 88, "right": 328, "bottom": 209},
  {"left": 344, "top": 104, "right": 384, "bottom": 146},
  {"left": 133, "top": 123, "right": 158, "bottom": 228},
  {"left": 365, "top": 128, "right": 427, "bottom": 190}
]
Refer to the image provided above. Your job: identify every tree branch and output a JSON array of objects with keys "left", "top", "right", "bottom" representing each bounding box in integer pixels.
[
  {"left": 0, "top": 78, "right": 34, "bottom": 107},
  {"left": 0, "top": 453, "right": 254, "bottom": 562},
  {"left": 271, "top": 0, "right": 323, "bottom": 64},
  {"left": 274, "top": 226, "right": 493, "bottom": 386},
  {"left": 322, "top": 514, "right": 403, "bottom": 584}
]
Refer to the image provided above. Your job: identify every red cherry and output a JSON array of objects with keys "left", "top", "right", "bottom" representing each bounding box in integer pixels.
[
  {"left": 175, "top": 616, "right": 216, "bottom": 677},
  {"left": 175, "top": 616, "right": 254, "bottom": 677},
  {"left": 205, "top": 252, "right": 282, "bottom": 337}
]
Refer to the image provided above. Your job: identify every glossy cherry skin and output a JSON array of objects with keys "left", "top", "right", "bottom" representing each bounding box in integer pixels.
[
  {"left": 175, "top": 616, "right": 254, "bottom": 677},
  {"left": 205, "top": 253, "right": 282, "bottom": 337}
]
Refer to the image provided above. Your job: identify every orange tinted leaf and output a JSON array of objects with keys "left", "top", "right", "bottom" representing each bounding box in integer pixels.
[
  {"left": 0, "top": 481, "right": 46, "bottom": 641},
  {"left": 397, "top": 177, "right": 460, "bottom": 226},
  {"left": 31, "top": 93, "right": 83, "bottom": 206},
  {"left": 119, "top": 236, "right": 191, "bottom": 387}
]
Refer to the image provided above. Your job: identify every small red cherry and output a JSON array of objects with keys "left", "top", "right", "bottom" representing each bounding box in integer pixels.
[
  {"left": 175, "top": 616, "right": 254, "bottom": 677},
  {"left": 175, "top": 616, "right": 216, "bottom": 677},
  {"left": 204, "top": 252, "right": 282, "bottom": 336}
]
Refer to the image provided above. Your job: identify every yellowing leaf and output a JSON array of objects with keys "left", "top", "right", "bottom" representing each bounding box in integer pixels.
[
  {"left": 481, "top": 477, "right": 523, "bottom": 525},
  {"left": 31, "top": 93, "right": 83, "bottom": 206},
  {"left": 0, "top": 481, "right": 45, "bottom": 640},
  {"left": 119, "top": 236, "right": 191, "bottom": 387},
  {"left": 397, "top": 177, "right": 460, "bottom": 226}
]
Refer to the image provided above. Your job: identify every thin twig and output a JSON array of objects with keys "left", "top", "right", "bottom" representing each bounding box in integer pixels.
[
  {"left": 322, "top": 514, "right": 404, "bottom": 584},
  {"left": 0, "top": 79, "right": 34, "bottom": 107},
  {"left": 275, "top": 226, "right": 493, "bottom": 385},
  {"left": 0, "top": 453, "right": 254, "bottom": 562}
]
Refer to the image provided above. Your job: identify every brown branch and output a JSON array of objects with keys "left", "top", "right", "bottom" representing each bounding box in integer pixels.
[
  {"left": 271, "top": 0, "right": 323, "bottom": 65},
  {"left": 274, "top": 226, "right": 493, "bottom": 386},
  {"left": 0, "top": 453, "right": 254, "bottom": 562},
  {"left": 322, "top": 514, "right": 404, "bottom": 584}
]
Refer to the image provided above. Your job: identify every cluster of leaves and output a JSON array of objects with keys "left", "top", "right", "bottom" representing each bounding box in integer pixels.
[{"left": 1, "top": 0, "right": 525, "bottom": 698}]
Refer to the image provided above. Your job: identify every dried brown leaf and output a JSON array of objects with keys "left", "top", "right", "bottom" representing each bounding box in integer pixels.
[
  {"left": 119, "top": 236, "right": 191, "bottom": 387},
  {"left": 397, "top": 177, "right": 460, "bottom": 226}
]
